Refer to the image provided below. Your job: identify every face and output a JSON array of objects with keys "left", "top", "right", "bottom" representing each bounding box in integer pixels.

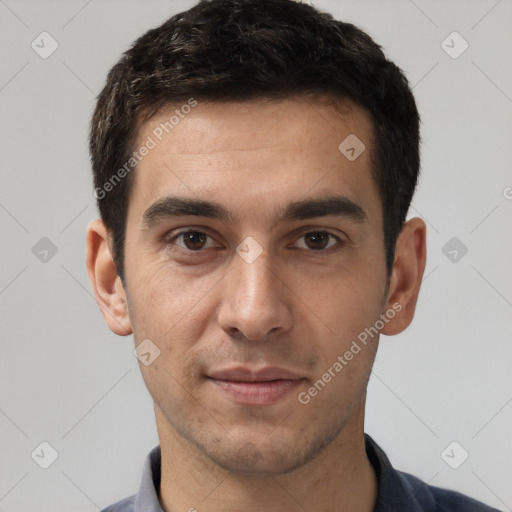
[{"left": 116, "top": 98, "right": 392, "bottom": 475}]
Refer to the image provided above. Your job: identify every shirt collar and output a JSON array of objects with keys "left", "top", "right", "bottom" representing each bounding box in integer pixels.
[
  {"left": 365, "top": 433, "right": 435, "bottom": 511},
  {"left": 134, "top": 444, "right": 164, "bottom": 512}
]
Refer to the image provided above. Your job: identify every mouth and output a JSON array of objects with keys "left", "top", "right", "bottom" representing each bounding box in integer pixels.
[{"left": 206, "top": 366, "right": 306, "bottom": 406}]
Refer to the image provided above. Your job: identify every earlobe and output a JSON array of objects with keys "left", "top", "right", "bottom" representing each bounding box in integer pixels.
[
  {"left": 380, "top": 217, "right": 427, "bottom": 336},
  {"left": 86, "top": 219, "right": 132, "bottom": 336}
]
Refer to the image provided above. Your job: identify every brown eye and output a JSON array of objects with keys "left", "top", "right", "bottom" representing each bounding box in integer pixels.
[
  {"left": 294, "top": 231, "right": 342, "bottom": 251},
  {"left": 174, "top": 231, "right": 214, "bottom": 251}
]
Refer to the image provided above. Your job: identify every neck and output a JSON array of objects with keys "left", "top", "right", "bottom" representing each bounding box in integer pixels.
[{"left": 156, "top": 401, "right": 378, "bottom": 512}]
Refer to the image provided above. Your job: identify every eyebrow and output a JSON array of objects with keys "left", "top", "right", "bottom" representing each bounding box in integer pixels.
[{"left": 141, "top": 194, "right": 368, "bottom": 230}]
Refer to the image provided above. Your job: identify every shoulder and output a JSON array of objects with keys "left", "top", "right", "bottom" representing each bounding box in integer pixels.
[
  {"left": 365, "top": 434, "right": 500, "bottom": 512},
  {"left": 398, "top": 471, "right": 502, "bottom": 512},
  {"left": 100, "top": 494, "right": 136, "bottom": 512}
]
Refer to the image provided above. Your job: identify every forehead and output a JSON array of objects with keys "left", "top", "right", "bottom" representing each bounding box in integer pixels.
[{"left": 127, "top": 97, "right": 380, "bottom": 230}]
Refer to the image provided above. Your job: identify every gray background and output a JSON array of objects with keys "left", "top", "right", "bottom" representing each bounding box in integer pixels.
[{"left": 1, "top": 0, "right": 511, "bottom": 510}]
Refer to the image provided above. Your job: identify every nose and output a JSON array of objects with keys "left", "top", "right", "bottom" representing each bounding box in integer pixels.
[{"left": 217, "top": 247, "right": 293, "bottom": 342}]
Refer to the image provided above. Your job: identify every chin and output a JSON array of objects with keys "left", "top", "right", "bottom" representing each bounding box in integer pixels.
[{"left": 200, "top": 428, "right": 339, "bottom": 477}]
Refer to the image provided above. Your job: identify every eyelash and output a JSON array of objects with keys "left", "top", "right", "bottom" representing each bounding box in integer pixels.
[{"left": 166, "top": 229, "right": 345, "bottom": 254}]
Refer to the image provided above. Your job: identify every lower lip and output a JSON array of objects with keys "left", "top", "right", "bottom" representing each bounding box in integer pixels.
[{"left": 209, "top": 378, "right": 304, "bottom": 405}]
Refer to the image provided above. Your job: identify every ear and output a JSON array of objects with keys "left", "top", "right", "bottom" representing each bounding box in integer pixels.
[
  {"left": 380, "top": 217, "right": 427, "bottom": 336},
  {"left": 86, "top": 219, "right": 132, "bottom": 336}
]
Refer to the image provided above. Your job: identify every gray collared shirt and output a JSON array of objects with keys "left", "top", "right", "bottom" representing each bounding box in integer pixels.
[{"left": 100, "top": 434, "right": 500, "bottom": 512}]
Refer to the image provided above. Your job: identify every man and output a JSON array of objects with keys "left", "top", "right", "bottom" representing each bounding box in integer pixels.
[{"left": 86, "top": 0, "right": 499, "bottom": 510}]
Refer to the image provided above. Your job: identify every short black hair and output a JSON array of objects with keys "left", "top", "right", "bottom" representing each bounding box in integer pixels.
[{"left": 90, "top": 0, "right": 420, "bottom": 283}]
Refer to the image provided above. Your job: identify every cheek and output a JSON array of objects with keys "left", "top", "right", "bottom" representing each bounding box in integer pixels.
[
  {"left": 302, "top": 287, "right": 381, "bottom": 413},
  {"left": 297, "top": 268, "right": 386, "bottom": 387},
  {"left": 300, "top": 268, "right": 383, "bottom": 335},
  {"left": 126, "top": 259, "right": 218, "bottom": 361},
  {"left": 128, "top": 258, "right": 188, "bottom": 322}
]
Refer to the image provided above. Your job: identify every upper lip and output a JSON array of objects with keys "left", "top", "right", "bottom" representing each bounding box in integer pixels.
[{"left": 208, "top": 366, "right": 304, "bottom": 382}]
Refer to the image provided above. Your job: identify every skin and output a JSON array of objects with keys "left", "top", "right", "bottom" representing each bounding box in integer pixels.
[{"left": 87, "top": 97, "right": 426, "bottom": 512}]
